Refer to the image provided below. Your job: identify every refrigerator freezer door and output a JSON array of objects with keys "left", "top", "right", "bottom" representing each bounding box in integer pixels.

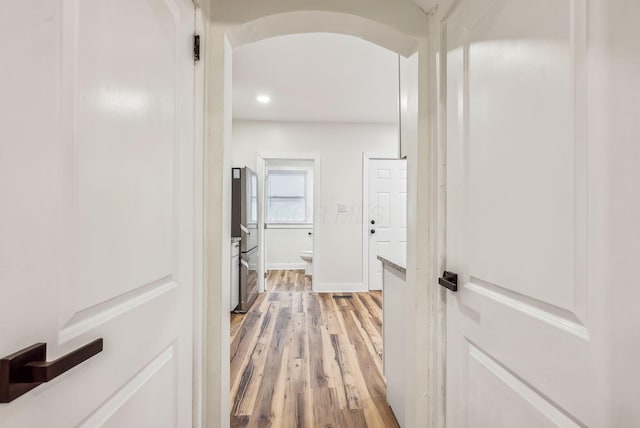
[
  {"left": 237, "top": 246, "right": 259, "bottom": 312},
  {"left": 230, "top": 241, "right": 240, "bottom": 311}
]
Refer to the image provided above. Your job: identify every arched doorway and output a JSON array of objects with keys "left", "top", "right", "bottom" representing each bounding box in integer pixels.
[{"left": 198, "top": 5, "right": 441, "bottom": 427}]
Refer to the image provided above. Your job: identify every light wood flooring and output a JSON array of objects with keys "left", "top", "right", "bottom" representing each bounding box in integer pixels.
[{"left": 230, "top": 270, "right": 398, "bottom": 428}]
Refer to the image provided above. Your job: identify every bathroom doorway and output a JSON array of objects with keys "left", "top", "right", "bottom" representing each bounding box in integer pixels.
[
  {"left": 256, "top": 156, "right": 319, "bottom": 292},
  {"left": 260, "top": 158, "right": 317, "bottom": 290}
]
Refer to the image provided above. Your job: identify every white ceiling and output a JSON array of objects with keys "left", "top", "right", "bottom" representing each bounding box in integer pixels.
[{"left": 232, "top": 33, "right": 399, "bottom": 124}]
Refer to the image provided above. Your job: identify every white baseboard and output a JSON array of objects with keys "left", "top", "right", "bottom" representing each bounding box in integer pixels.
[
  {"left": 313, "top": 282, "right": 366, "bottom": 293},
  {"left": 267, "top": 263, "right": 306, "bottom": 271}
]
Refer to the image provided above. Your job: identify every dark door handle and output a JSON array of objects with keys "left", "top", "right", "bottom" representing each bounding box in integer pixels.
[
  {"left": 370, "top": 229, "right": 376, "bottom": 234},
  {"left": 438, "top": 271, "right": 458, "bottom": 292},
  {"left": 370, "top": 220, "right": 375, "bottom": 225},
  {"left": 0, "top": 338, "right": 103, "bottom": 403}
]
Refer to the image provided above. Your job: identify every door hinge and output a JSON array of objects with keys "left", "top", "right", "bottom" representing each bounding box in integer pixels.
[{"left": 193, "top": 34, "right": 200, "bottom": 62}]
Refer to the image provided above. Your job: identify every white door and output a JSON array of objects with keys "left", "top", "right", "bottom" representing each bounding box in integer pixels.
[
  {"left": 367, "top": 159, "right": 407, "bottom": 290},
  {"left": 443, "top": 0, "right": 604, "bottom": 426},
  {"left": 0, "top": 0, "right": 195, "bottom": 426}
]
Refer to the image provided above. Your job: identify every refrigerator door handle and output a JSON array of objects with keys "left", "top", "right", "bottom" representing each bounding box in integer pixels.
[{"left": 243, "top": 245, "right": 259, "bottom": 255}]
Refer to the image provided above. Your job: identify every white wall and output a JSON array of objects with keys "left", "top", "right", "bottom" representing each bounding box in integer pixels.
[
  {"left": 232, "top": 119, "right": 398, "bottom": 291},
  {"left": 265, "top": 226, "right": 313, "bottom": 270}
]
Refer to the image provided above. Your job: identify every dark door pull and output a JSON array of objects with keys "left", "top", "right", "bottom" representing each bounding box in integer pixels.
[
  {"left": 438, "top": 271, "right": 458, "bottom": 292},
  {"left": 0, "top": 338, "right": 103, "bottom": 403}
]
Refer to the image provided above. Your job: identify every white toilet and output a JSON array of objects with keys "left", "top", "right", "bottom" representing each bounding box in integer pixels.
[{"left": 299, "top": 250, "right": 313, "bottom": 276}]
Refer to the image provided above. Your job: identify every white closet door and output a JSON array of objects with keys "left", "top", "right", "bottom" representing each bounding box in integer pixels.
[
  {"left": 0, "top": 0, "right": 196, "bottom": 425},
  {"left": 442, "top": 0, "right": 607, "bottom": 426}
]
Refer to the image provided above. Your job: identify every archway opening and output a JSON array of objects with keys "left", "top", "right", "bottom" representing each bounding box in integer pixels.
[{"left": 202, "top": 8, "right": 432, "bottom": 428}]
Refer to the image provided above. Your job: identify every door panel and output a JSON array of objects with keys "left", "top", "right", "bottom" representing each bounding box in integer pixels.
[
  {"left": 466, "top": 343, "right": 578, "bottom": 428},
  {"left": 100, "top": 361, "right": 175, "bottom": 428},
  {"left": 368, "top": 159, "right": 407, "bottom": 290},
  {"left": 77, "top": 345, "right": 177, "bottom": 427},
  {"left": 0, "top": 0, "right": 195, "bottom": 426},
  {"left": 466, "top": 0, "right": 578, "bottom": 311},
  {"left": 443, "top": 0, "right": 595, "bottom": 426},
  {"left": 75, "top": 0, "right": 178, "bottom": 316}
]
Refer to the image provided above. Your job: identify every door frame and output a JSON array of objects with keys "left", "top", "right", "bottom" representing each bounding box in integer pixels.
[
  {"left": 429, "top": 6, "right": 449, "bottom": 426},
  {"left": 192, "top": 6, "right": 206, "bottom": 428},
  {"left": 256, "top": 153, "right": 320, "bottom": 292},
  {"left": 200, "top": 7, "right": 445, "bottom": 428},
  {"left": 362, "top": 153, "right": 402, "bottom": 291}
]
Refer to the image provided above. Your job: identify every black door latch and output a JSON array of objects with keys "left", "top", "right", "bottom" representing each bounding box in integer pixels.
[{"left": 438, "top": 271, "right": 458, "bottom": 292}]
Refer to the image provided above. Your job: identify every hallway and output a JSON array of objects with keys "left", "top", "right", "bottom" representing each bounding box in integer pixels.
[{"left": 230, "top": 270, "right": 398, "bottom": 427}]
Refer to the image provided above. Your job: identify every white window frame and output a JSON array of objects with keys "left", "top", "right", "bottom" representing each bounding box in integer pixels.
[{"left": 265, "top": 164, "right": 313, "bottom": 225}]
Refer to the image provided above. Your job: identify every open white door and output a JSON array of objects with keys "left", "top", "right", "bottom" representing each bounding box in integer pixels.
[
  {"left": 0, "top": 0, "right": 196, "bottom": 426},
  {"left": 367, "top": 159, "right": 407, "bottom": 290},
  {"left": 443, "top": 0, "right": 603, "bottom": 426}
]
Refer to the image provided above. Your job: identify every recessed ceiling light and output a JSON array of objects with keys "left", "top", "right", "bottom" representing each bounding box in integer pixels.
[{"left": 256, "top": 95, "right": 271, "bottom": 104}]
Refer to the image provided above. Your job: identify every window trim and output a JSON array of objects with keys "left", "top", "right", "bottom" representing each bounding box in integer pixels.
[{"left": 265, "top": 167, "right": 312, "bottom": 224}]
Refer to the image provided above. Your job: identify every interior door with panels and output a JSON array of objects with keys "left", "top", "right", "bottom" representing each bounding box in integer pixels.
[
  {"left": 0, "top": 0, "right": 195, "bottom": 426},
  {"left": 442, "top": 0, "right": 600, "bottom": 426}
]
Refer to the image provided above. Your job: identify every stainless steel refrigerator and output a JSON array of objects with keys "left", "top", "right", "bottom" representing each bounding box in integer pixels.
[{"left": 231, "top": 167, "right": 259, "bottom": 312}]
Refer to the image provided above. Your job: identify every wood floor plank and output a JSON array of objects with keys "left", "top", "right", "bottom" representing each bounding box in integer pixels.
[
  {"left": 356, "top": 293, "right": 382, "bottom": 330},
  {"left": 230, "top": 310, "right": 263, "bottom": 389},
  {"left": 318, "top": 293, "right": 343, "bottom": 335},
  {"left": 338, "top": 408, "right": 368, "bottom": 427},
  {"left": 289, "top": 312, "right": 307, "bottom": 360},
  {"left": 231, "top": 415, "right": 250, "bottom": 428},
  {"left": 362, "top": 398, "right": 389, "bottom": 427},
  {"left": 328, "top": 332, "right": 366, "bottom": 410},
  {"left": 252, "top": 306, "right": 292, "bottom": 427},
  {"left": 311, "top": 387, "right": 341, "bottom": 428},
  {"left": 352, "top": 293, "right": 383, "bottom": 349},
  {"left": 307, "top": 292, "right": 328, "bottom": 390},
  {"left": 282, "top": 357, "right": 313, "bottom": 428},
  {"left": 319, "top": 329, "right": 348, "bottom": 408},
  {"left": 230, "top": 270, "right": 399, "bottom": 428},
  {"left": 269, "top": 346, "right": 289, "bottom": 428},
  {"left": 347, "top": 304, "right": 384, "bottom": 375},
  {"left": 231, "top": 302, "right": 280, "bottom": 416},
  {"left": 340, "top": 312, "right": 386, "bottom": 399},
  {"left": 231, "top": 311, "right": 245, "bottom": 338}
]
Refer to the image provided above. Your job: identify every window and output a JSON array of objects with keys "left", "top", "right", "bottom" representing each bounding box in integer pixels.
[{"left": 266, "top": 168, "right": 312, "bottom": 223}]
